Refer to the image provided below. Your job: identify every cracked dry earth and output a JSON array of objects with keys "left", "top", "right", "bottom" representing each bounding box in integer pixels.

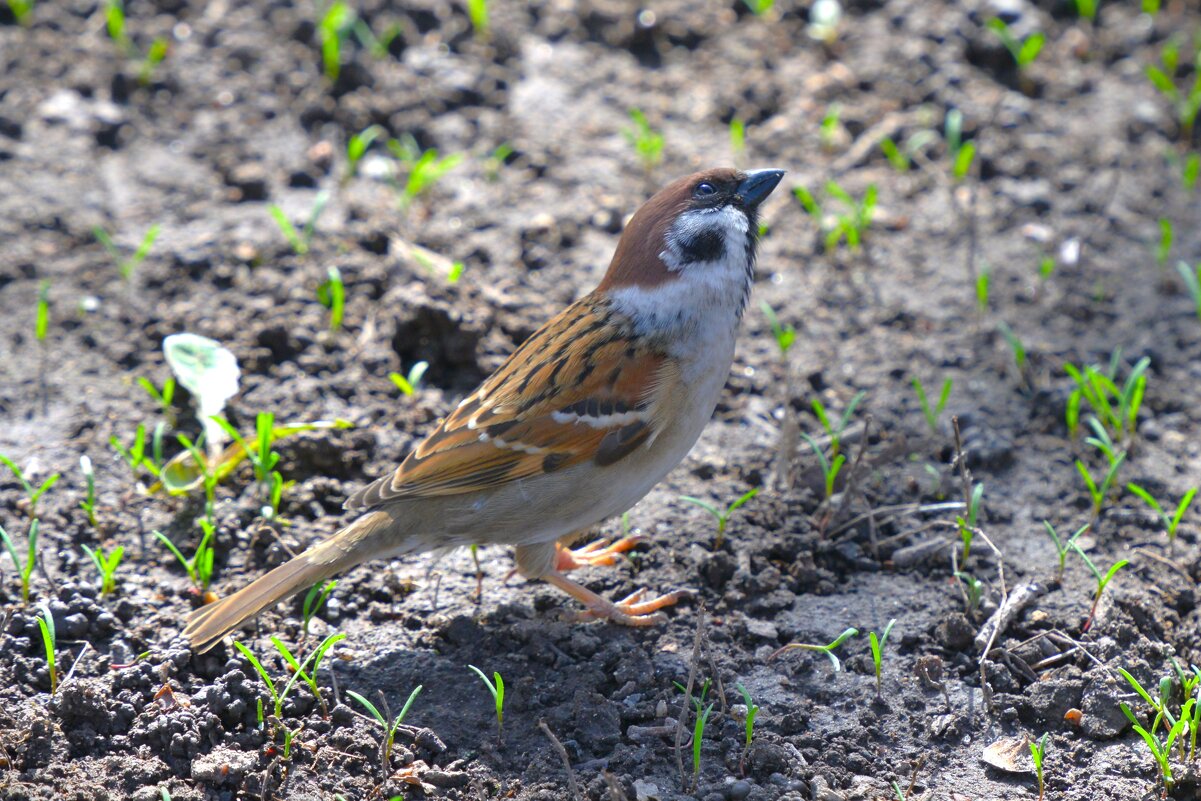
[{"left": 3, "top": 0, "right": 1201, "bottom": 799}]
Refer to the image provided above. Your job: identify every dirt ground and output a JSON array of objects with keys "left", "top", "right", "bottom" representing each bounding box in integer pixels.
[{"left": 3, "top": 0, "right": 1201, "bottom": 799}]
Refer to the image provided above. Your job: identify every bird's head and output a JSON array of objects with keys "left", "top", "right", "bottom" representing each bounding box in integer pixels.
[{"left": 599, "top": 168, "right": 785, "bottom": 327}]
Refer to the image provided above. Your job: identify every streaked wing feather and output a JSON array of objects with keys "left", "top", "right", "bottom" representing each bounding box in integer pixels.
[{"left": 346, "top": 296, "right": 674, "bottom": 509}]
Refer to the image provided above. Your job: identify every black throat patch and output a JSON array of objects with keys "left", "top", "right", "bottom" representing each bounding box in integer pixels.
[{"left": 678, "top": 228, "right": 725, "bottom": 263}]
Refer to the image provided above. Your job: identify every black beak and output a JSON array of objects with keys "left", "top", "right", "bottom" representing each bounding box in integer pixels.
[{"left": 736, "top": 169, "right": 786, "bottom": 207}]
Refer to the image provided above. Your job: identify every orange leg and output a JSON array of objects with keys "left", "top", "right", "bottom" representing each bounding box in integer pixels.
[
  {"left": 543, "top": 571, "right": 691, "bottom": 626},
  {"left": 554, "top": 535, "right": 645, "bottom": 572}
]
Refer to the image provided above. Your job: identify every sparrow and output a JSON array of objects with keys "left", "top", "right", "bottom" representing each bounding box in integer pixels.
[{"left": 184, "top": 167, "right": 785, "bottom": 652}]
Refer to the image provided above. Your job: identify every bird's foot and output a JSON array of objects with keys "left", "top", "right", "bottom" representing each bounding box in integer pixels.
[
  {"left": 543, "top": 571, "right": 691, "bottom": 626},
  {"left": 554, "top": 536, "right": 645, "bottom": 571}
]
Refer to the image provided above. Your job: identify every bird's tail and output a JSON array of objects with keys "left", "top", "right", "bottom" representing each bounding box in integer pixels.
[{"left": 182, "top": 510, "right": 397, "bottom": 653}]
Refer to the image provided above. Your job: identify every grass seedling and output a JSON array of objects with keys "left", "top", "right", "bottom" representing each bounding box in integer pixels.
[
  {"left": 315, "top": 265, "right": 345, "bottom": 331},
  {"left": 467, "top": 665, "right": 505, "bottom": 744},
  {"left": 879, "top": 137, "right": 910, "bottom": 172},
  {"left": 0, "top": 454, "right": 59, "bottom": 520},
  {"left": 1183, "top": 152, "right": 1201, "bottom": 190},
  {"left": 820, "top": 104, "right": 841, "bottom": 151},
  {"left": 759, "top": 301, "right": 796, "bottom": 358},
  {"left": 1127, "top": 484, "right": 1197, "bottom": 546},
  {"left": 110, "top": 423, "right": 163, "bottom": 479},
  {"left": 1156, "top": 218, "right": 1173, "bottom": 266},
  {"left": 6, "top": 0, "right": 34, "bottom": 25},
  {"left": 94, "top": 224, "right": 160, "bottom": 281},
  {"left": 35, "top": 280, "right": 49, "bottom": 342},
  {"left": 154, "top": 524, "right": 215, "bottom": 592},
  {"left": 912, "top": 377, "right": 952, "bottom": 435},
  {"left": 346, "top": 685, "right": 423, "bottom": 772},
  {"left": 81, "top": 543, "right": 123, "bottom": 597},
  {"left": 1042, "top": 521, "right": 1088, "bottom": 583},
  {"left": 729, "top": 117, "right": 746, "bottom": 161},
  {"left": 137, "top": 376, "right": 175, "bottom": 422},
  {"left": 803, "top": 181, "right": 876, "bottom": 252},
  {"left": 386, "top": 135, "right": 464, "bottom": 210},
  {"left": 318, "top": 1, "right": 354, "bottom": 81},
  {"left": 1071, "top": 541, "right": 1127, "bottom": 631},
  {"left": 868, "top": 619, "right": 896, "bottom": 700},
  {"left": 945, "top": 109, "right": 975, "bottom": 181},
  {"left": 956, "top": 483, "right": 984, "bottom": 564},
  {"left": 986, "top": 18, "right": 1045, "bottom": 71},
  {"left": 269, "top": 190, "right": 329, "bottom": 256},
  {"left": 1120, "top": 668, "right": 1178, "bottom": 736},
  {"left": 345, "top": 125, "right": 385, "bottom": 179},
  {"left": 0, "top": 519, "right": 39, "bottom": 603},
  {"left": 954, "top": 571, "right": 983, "bottom": 616},
  {"left": 1029, "top": 733, "right": 1048, "bottom": 801},
  {"left": 1129, "top": 717, "right": 1182, "bottom": 792},
  {"left": 680, "top": 488, "right": 759, "bottom": 549},
  {"left": 810, "top": 391, "right": 864, "bottom": 458},
  {"left": 389, "top": 361, "right": 429, "bottom": 396},
  {"left": 1074, "top": 0, "right": 1098, "bottom": 19},
  {"left": 623, "top": 109, "right": 664, "bottom": 175},
  {"left": 770, "top": 627, "right": 859, "bottom": 672},
  {"left": 105, "top": 0, "right": 131, "bottom": 54},
  {"left": 690, "top": 687, "right": 714, "bottom": 789},
  {"left": 1176, "top": 261, "right": 1201, "bottom": 321},
  {"left": 265, "top": 470, "right": 286, "bottom": 520},
  {"left": 802, "top": 434, "right": 845, "bottom": 500},
  {"left": 1145, "top": 35, "right": 1201, "bottom": 143},
  {"left": 351, "top": 16, "right": 401, "bottom": 59},
  {"left": 447, "top": 261, "right": 465, "bottom": 283},
  {"left": 36, "top": 602, "right": 56, "bottom": 694},
  {"left": 137, "top": 36, "right": 168, "bottom": 85},
  {"left": 741, "top": 0, "right": 773, "bottom": 15},
  {"left": 78, "top": 455, "right": 97, "bottom": 527},
  {"left": 302, "top": 580, "right": 337, "bottom": 637},
  {"left": 975, "top": 269, "right": 993, "bottom": 313},
  {"left": 467, "top": 0, "right": 488, "bottom": 38},
  {"left": 175, "top": 434, "right": 218, "bottom": 519},
  {"left": 734, "top": 683, "right": 758, "bottom": 776},
  {"left": 212, "top": 413, "right": 281, "bottom": 500},
  {"left": 483, "top": 143, "right": 513, "bottom": 182},
  {"left": 1064, "top": 351, "right": 1149, "bottom": 444},
  {"left": 1076, "top": 453, "right": 1126, "bottom": 519},
  {"left": 235, "top": 634, "right": 345, "bottom": 721}
]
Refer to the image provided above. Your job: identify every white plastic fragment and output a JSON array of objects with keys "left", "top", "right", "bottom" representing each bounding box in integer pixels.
[{"left": 163, "top": 333, "right": 241, "bottom": 457}]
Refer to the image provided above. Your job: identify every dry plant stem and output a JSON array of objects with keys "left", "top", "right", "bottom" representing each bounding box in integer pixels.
[
  {"left": 674, "top": 606, "right": 706, "bottom": 792},
  {"left": 602, "top": 771, "right": 630, "bottom": 801},
  {"left": 829, "top": 501, "right": 965, "bottom": 538},
  {"left": 952, "top": 417, "right": 974, "bottom": 517},
  {"left": 831, "top": 415, "right": 873, "bottom": 542},
  {"left": 538, "top": 719, "right": 581, "bottom": 801},
  {"left": 903, "top": 754, "right": 927, "bottom": 801}
]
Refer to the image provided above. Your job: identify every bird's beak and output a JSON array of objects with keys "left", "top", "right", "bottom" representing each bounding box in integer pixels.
[{"left": 736, "top": 169, "right": 786, "bottom": 207}]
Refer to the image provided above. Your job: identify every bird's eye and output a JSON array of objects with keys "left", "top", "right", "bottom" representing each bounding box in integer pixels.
[{"left": 694, "top": 182, "right": 716, "bottom": 197}]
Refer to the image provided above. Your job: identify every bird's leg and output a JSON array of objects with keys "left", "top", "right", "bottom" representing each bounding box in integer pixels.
[
  {"left": 542, "top": 571, "right": 690, "bottom": 626},
  {"left": 554, "top": 534, "right": 645, "bottom": 572}
]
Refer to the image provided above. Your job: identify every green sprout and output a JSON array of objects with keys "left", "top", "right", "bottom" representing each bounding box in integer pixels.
[
  {"left": 1042, "top": 521, "right": 1088, "bottom": 583},
  {"left": 302, "top": 580, "right": 337, "bottom": 637},
  {"left": 154, "top": 523, "right": 215, "bottom": 592},
  {"left": 734, "top": 683, "right": 759, "bottom": 776},
  {"left": 729, "top": 118, "right": 746, "bottom": 161},
  {"left": 878, "top": 137, "right": 910, "bottom": 172},
  {"left": 483, "top": 143, "right": 513, "bottom": 182},
  {"left": 1123, "top": 696, "right": 1184, "bottom": 793},
  {"left": 810, "top": 391, "right": 864, "bottom": 458},
  {"left": 956, "top": 483, "right": 984, "bottom": 564},
  {"left": 467, "top": 0, "right": 488, "bottom": 38},
  {"left": 770, "top": 627, "right": 859, "bottom": 672},
  {"left": 680, "top": 488, "right": 759, "bottom": 550},
  {"left": 212, "top": 412, "right": 281, "bottom": 501},
  {"left": 174, "top": 433, "right": 218, "bottom": 520},
  {"left": 81, "top": 543, "right": 123, "bottom": 597},
  {"left": 316, "top": 265, "right": 345, "bottom": 332},
  {"left": 346, "top": 685, "right": 423, "bottom": 771},
  {"left": 820, "top": 104, "right": 841, "bottom": 151},
  {"left": 759, "top": 301, "right": 796, "bottom": 358},
  {"left": 986, "top": 18, "right": 1045, "bottom": 71},
  {"left": 137, "top": 376, "right": 176, "bottom": 422},
  {"left": 1127, "top": 484, "right": 1197, "bottom": 546},
  {"left": 36, "top": 601, "right": 56, "bottom": 694},
  {"left": 265, "top": 470, "right": 286, "bottom": 520},
  {"left": 945, "top": 109, "right": 976, "bottom": 181},
  {"left": 387, "top": 135, "right": 464, "bottom": 210},
  {"left": 1182, "top": 152, "right": 1200, "bottom": 190},
  {"left": 467, "top": 665, "right": 505, "bottom": 743},
  {"left": 623, "top": 109, "right": 664, "bottom": 175},
  {"left": 0, "top": 519, "right": 39, "bottom": 603},
  {"left": 1029, "top": 733, "right": 1048, "bottom": 801},
  {"left": 346, "top": 125, "right": 385, "bottom": 179},
  {"left": 1064, "top": 352, "right": 1149, "bottom": 444},
  {"left": 954, "top": 571, "right": 983, "bottom": 616},
  {"left": 105, "top": 0, "right": 130, "bottom": 54},
  {"left": 235, "top": 633, "right": 345, "bottom": 721},
  {"left": 137, "top": 37, "right": 168, "bottom": 86},
  {"left": 1176, "top": 261, "right": 1201, "bottom": 322},
  {"left": 1038, "top": 255, "right": 1056, "bottom": 283},
  {"left": 1118, "top": 668, "right": 1176, "bottom": 737},
  {"left": 1156, "top": 218, "right": 1173, "bottom": 266},
  {"left": 868, "top": 619, "right": 897, "bottom": 700},
  {"left": 802, "top": 434, "right": 846, "bottom": 500},
  {"left": 0, "top": 454, "right": 59, "bottom": 519},
  {"left": 35, "top": 280, "right": 49, "bottom": 342},
  {"left": 793, "top": 181, "right": 877, "bottom": 252},
  {"left": 269, "top": 190, "right": 330, "bottom": 256},
  {"left": 318, "top": 1, "right": 355, "bottom": 81},
  {"left": 976, "top": 270, "right": 991, "bottom": 313},
  {"left": 912, "top": 377, "right": 952, "bottom": 435},
  {"left": 1073, "top": 0, "right": 1098, "bottom": 19},
  {"left": 1076, "top": 453, "right": 1126, "bottom": 520},
  {"left": 351, "top": 16, "right": 401, "bottom": 59},
  {"left": 94, "top": 224, "right": 160, "bottom": 281},
  {"left": 1070, "top": 541, "right": 1127, "bottom": 632},
  {"left": 6, "top": 0, "right": 34, "bottom": 25},
  {"left": 1145, "top": 35, "right": 1201, "bottom": 143},
  {"left": 447, "top": 261, "right": 465, "bottom": 283},
  {"left": 78, "top": 455, "right": 97, "bottom": 527},
  {"left": 110, "top": 423, "right": 164, "bottom": 479},
  {"left": 690, "top": 684, "right": 714, "bottom": 788},
  {"left": 741, "top": 0, "right": 773, "bottom": 15},
  {"left": 389, "top": 361, "right": 429, "bottom": 396}
]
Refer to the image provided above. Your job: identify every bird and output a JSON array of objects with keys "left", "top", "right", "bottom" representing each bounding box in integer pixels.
[{"left": 183, "top": 166, "right": 785, "bottom": 652}]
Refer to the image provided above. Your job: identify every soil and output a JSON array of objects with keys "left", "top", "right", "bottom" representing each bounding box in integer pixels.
[{"left": 3, "top": 0, "right": 1201, "bottom": 799}]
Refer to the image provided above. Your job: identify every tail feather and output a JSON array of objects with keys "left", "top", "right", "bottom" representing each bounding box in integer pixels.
[{"left": 183, "top": 511, "right": 395, "bottom": 652}]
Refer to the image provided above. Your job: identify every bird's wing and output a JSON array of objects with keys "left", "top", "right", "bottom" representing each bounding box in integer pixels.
[{"left": 346, "top": 295, "right": 678, "bottom": 509}]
